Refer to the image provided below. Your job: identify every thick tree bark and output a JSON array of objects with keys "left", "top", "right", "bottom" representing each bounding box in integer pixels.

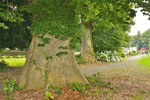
[
  {"left": 18, "top": 35, "right": 88, "bottom": 90},
  {"left": 81, "top": 21, "right": 95, "bottom": 62}
]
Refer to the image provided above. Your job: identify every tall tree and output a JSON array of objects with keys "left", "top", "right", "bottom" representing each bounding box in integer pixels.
[
  {"left": 131, "top": 29, "right": 150, "bottom": 50},
  {"left": 18, "top": 0, "right": 88, "bottom": 90},
  {"left": 76, "top": 0, "right": 135, "bottom": 58},
  {"left": 142, "top": 29, "right": 150, "bottom": 50},
  {"left": 137, "top": 31, "right": 142, "bottom": 50}
]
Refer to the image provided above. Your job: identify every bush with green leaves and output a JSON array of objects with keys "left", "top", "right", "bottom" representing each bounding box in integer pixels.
[
  {"left": 118, "top": 50, "right": 126, "bottom": 58},
  {"left": 2, "top": 79, "right": 19, "bottom": 95},
  {"left": 132, "top": 50, "right": 138, "bottom": 56},
  {"left": 0, "top": 49, "right": 5, "bottom": 54},
  {"left": 2, "top": 79, "right": 20, "bottom": 100},
  {"left": 96, "top": 51, "right": 121, "bottom": 62},
  {"left": 129, "top": 51, "right": 133, "bottom": 56},
  {"left": 0, "top": 60, "right": 8, "bottom": 72},
  {"left": 75, "top": 55, "right": 86, "bottom": 64},
  {"left": 120, "top": 52, "right": 126, "bottom": 58}
]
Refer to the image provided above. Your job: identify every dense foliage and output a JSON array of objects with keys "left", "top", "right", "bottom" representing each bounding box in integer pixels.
[
  {"left": 0, "top": 20, "right": 32, "bottom": 50},
  {"left": 93, "top": 23, "right": 131, "bottom": 52},
  {"left": 142, "top": 29, "right": 150, "bottom": 50},
  {"left": 0, "top": 0, "right": 150, "bottom": 51},
  {"left": 2, "top": 79, "right": 19, "bottom": 100},
  {"left": 0, "top": 60, "right": 7, "bottom": 72},
  {"left": 73, "top": 0, "right": 135, "bottom": 53},
  {"left": 0, "top": 0, "right": 27, "bottom": 29},
  {"left": 29, "top": 0, "right": 80, "bottom": 49},
  {"left": 0, "top": 0, "right": 31, "bottom": 50}
]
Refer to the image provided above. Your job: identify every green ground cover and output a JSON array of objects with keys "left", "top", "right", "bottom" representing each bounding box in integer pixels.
[
  {"left": 137, "top": 55, "right": 150, "bottom": 67},
  {"left": 0, "top": 58, "right": 26, "bottom": 67}
]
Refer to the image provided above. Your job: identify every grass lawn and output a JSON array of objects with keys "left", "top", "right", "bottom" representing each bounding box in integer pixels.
[
  {"left": 0, "top": 58, "right": 26, "bottom": 67},
  {"left": 137, "top": 55, "right": 150, "bottom": 67}
]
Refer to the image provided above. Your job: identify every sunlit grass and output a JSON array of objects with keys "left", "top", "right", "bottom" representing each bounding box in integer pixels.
[
  {"left": 137, "top": 55, "right": 150, "bottom": 67},
  {"left": 0, "top": 58, "right": 26, "bottom": 67}
]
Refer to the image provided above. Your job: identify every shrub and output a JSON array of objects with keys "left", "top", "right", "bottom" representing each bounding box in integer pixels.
[
  {"left": 132, "top": 50, "right": 136, "bottom": 54},
  {"left": 2, "top": 79, "right": 19, "bottom": 95},
  {"left": 132, "top": 50, "right": 138, "bottom": 56},
  {"left": 118, "top": 50, "right": 126, "bottom": 58},
  {"left": 96, "top": 51, "right": 121, "bottom": 62},
  {"left": 0, "top": 60, "right": 8, "bottom": 72},
  {"left": 75, "top": 55, "right": 86, "bottom": 64},
  {"left": 120, "top": 52, "right": 126, "bottom": 58},
  {"left": 0, "top": 49, "right": 5, "bottom": 54},
  {"left": 129, "top": 51, "right": 133, "bottom": 56},
  {"left": 2, "top": 79, "right": 20, "bottom": 100}
]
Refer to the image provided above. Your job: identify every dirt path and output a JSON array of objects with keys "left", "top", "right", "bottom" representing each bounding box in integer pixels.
[
  {"left": 80, "top": 55, "right": 150, "bottom": 100},
  {"left": 80, "top": 55, "right": 146, "bottom": 76},
  {"left": 0, "top": 55, "right": 150, "bottom": 100}
]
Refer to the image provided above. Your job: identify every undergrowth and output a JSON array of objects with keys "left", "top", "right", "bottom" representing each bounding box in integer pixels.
[
  {"left": 0, "top": 60, "right": 8, "bottom": 72},
  {"left": 75, "top": 55, "right": 86, "bottom": 64},
  {"left": 2, "top": 79, "right": 20, "bottom": 100}
]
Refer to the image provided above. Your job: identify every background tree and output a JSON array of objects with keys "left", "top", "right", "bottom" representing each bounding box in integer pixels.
[
  {"left": 77, "top": 0, "right": 134, "bottom": 54},
  {"left": 142, "top": 29, "right": 150, "bottom": 50},
  {"left": 93, "top": 22, "right": 131, "bottom": 52},
  {"left": 137, "top": 31, "right": 142, "bottom": 50},
  {"left": 0, "top": 0, "right": 32, "bottom": 50},
  {"left": 75, "top": 0, "right": 136, "bottom": 61},
  {"left": 131, "top": 29, "right": 150, "bottom": 50}
]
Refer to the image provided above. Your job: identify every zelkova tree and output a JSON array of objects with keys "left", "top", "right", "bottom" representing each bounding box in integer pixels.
[
  {"left": 18, "top": 0, "right": 88, "bottom": 90},
  {"left": 75, "top": 0, "right": 135, "bottom": 61},
  {"left": 76, "top": 0, "right": 105, "bottom": 62}
]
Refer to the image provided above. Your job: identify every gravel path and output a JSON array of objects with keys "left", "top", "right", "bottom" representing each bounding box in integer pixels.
[
  {"left": 80, "top": 55, "right": 146, "bottom": 76},
  {"left": 80, "top": 54, "right": 150, "bottom": 100}
]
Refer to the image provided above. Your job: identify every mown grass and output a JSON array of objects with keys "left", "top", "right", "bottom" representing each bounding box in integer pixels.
[
  {"left": 137, "top": 55, "right": 150, "bottom": 67},
  {"left": 0, "top": 58, "right": 26, "bottom": 67}
]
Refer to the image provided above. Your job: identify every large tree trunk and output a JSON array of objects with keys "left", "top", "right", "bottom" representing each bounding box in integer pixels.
[
  {"left": 81, "top": 21, "right": 95, "bottom": 62},
  {"left": 18, "top": 35, "right": 88, "bottom": 90}
]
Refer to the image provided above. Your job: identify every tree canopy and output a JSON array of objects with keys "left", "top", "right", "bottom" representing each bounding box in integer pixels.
[{"left": 0, "top": 0, "right": 31, "bottom": 50}]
